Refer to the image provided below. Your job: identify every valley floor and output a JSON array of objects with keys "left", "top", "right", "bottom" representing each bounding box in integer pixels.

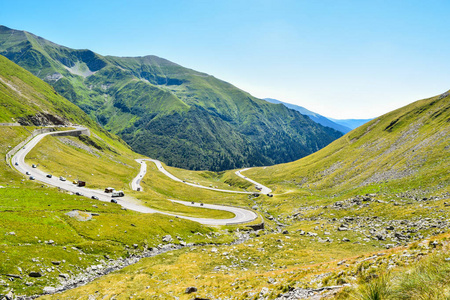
[{"left": 2, "top": 93, "right": 450, "bottom": 300}]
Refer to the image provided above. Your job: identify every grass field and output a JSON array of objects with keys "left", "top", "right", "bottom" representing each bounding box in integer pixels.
[
  {"left": 0, "top": 126, "right": 241, "bottom": 297},
  {"left": 36, "top": 95, "right": 450, "bottom": 299}
]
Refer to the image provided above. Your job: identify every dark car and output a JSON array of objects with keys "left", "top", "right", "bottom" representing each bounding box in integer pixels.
[
  {"left": 26, "top": 171, "right": 31, "bottom": 175},
  {"left": 110, "top": 199, "right": 118, "bottom": 203},
  {"left": 75, "top": 192, "right": 82, "bottom": 196},
  {"left": 91, "top": 195, "right": 99, "bottom": 200},
  {"left": 29, "top": 176, "right": 35, "bottom": 180},
  {"left": 14, "top": 162, "right": 18, "bottom": 166},
  {"left": 46, "top": 174, "right": 52, "bottom": 178}
]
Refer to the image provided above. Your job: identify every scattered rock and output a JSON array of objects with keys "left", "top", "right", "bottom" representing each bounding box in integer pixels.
[
  {"left": 4, "top": 290, "right": 14, "bottom": 300},
  {"left": 260, "top": 287, "right": 270, "bottom": 295},
  {"left": 162, "top": 235, "right": 173, "bottom": 243},
  {"left": 29, "top": 271, "right": 42, "bottom": 278},
  {"left": 185, "top": 286, "right": 198, "bottom": 294},
  {"left": 337, "top": 225, "right": 348, "bottom": 231},
  {"left": 43, "top": 286, "right": 57, "bottom": 294}
]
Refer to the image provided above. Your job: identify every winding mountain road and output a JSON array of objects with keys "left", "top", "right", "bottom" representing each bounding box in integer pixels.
[
  {"left": 132, "top": 159, "right": 254, "bottom": 194},
  {"left": 10, "top": 127, "right": 261, "bottom": 225},
  {"left": 235, "top": 168, "right": 272, "bottom": 194}
]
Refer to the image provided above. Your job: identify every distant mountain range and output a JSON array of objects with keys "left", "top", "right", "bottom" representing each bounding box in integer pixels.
[
  {"left": 264, "top": 98, "right": 371, "bottom": 133},
  {"left": 328, "top": 117, "right": 373, "bottom": 130},
  {"left": 0, "top": 25, "right": 342, "bottom": 171}
]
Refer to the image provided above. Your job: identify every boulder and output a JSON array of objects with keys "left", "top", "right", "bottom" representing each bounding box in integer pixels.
[
  {"left": 43, "top": 286, "right": 56, "bottom": 294},
  {"left": 29, "top": 271, "right": 42, "bottom": 278},
  {"left": 185, "top": 286, "right": 198, "bottom": 294},
  {"left": 337, "top": 225, "right": 348, "bottom": 231},
  {"left": 4, "top": 290, "right": 14, "bottom": 300},
  {"left": 162, "top": 235, "right": 172, "bottom": 243}
]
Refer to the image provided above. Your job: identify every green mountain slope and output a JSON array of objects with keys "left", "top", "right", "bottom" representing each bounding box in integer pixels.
[
  {"left": 37, "top": 92, "right": 450, "bottom": 299},
  {"left": 0, "top": 52, "right": 241, "bottom": 297},
  {"left": 0, "top": 54, "right": 94, "bottom": 127},
  {"left": 247, "top": 91, "right": 450, "bottom": 196},
  {"left": 0, "top": 25, "right": 342, "bottom": 171}
]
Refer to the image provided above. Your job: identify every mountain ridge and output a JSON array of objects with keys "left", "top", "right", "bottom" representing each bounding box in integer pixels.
[{"left": 0, "top": 25, "right": 343, "bottom": 171}]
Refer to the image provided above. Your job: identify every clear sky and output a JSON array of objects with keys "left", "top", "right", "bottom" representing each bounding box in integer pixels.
[{"left": 1, "top": 0, "right": 450, "bottom": 119}]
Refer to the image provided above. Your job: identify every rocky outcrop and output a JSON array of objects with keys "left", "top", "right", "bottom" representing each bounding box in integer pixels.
[{"left": 17, "top": 113, "right": 70, "bottom": 126}]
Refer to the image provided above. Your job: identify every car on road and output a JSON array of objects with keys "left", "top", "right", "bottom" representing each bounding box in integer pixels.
[
  {"left": 14, "top": 162, "right": 18, "bottom": 166},
  {"left": 29, "top": 176, "right": 35, "bottom": 180},
  {"left": 32, "top": 164, "right": 37, "bottom": 168},
  {"left": 59, "top": 176, "right": 66, "bottom": 181},
  {"left": 111, "top": 191, "right": 124, "bottom": 197},
  {"left": 75, "top": 192, "right": 82, "bottom": 196},
  {"left": 26, "top": 171, "right": 31, "bottom": 175},
  {"left": 110, "top": 199, "right": 117, "bottom": 203},
  {"left": 91, "top": 196, "right": 99, "bottom": 200},
  {"left": 200, "top": 203, "right": 204, "bottom": 206},
  {"left": 46, "top": 174, "right": 52, "bottom": 178}
]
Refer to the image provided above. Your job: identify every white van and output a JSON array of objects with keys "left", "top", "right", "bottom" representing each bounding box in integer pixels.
[{"left": 111, "top": 191, "right": 124, "bottom": 197}]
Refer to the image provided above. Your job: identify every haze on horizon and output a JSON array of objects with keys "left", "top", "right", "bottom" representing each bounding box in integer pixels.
[{"left": 1, "top": 0, "right": 449, "bottom": 119}]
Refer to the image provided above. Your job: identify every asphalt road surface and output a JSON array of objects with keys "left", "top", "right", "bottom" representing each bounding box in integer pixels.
[
  {"left": 11, "top": 128, "right": 258, "bottom": 225},
  {"left": 132, "top": 159, "right": 252, "bottom": 194},
  {"left": 235, "top": 168, "right": 272, "bottom": 194}
]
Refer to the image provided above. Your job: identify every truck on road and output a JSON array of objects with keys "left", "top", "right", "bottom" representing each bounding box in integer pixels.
[{"left": 104, "top": 187, "right": 115, "bottom": 193}]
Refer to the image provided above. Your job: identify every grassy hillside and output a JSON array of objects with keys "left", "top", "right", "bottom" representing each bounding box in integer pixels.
[
  {"left": 37, "top": 93, "right": 450, "bottom": 299},
  {"left": 245, "top": 92, "right": 450, "bottom": 198},
  {"left": 0, "top": 25, "right": 342, "bottom": 171},
  {"left": 0, "top": 54, "right": 248, "bottom": 298},
  {"left": 0, "top": 126, "right": 235, "bottom": 298}
]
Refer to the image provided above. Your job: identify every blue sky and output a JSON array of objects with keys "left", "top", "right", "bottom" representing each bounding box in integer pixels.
[{"left": 1, "top": 0, "right": 450, "bottom": 119}]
